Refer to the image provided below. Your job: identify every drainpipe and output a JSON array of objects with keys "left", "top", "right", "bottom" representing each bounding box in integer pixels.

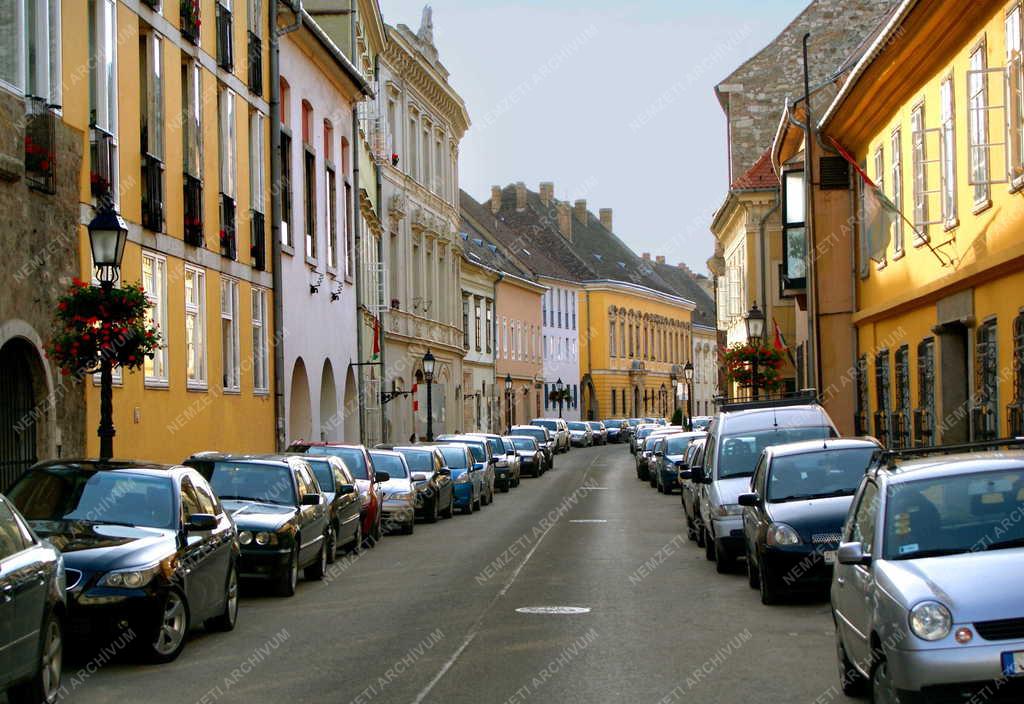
[
  {"left": 802, "top": 32, "right": 823, "bottom": 394},
  {"left": 493, "top": 271, "right": 503, "bottom": 433},
  {"left": 374, "top": 55, "right": 387, "bottom": 443},
  {"left": 347, "top": 0, "right": 366, "bottom": 444},
  {"left": 270, "top": 0, "right": 303, "bottom": 450}
]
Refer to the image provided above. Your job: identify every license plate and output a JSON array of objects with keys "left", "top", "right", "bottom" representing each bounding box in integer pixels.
[
  {"left": 823, "top": 550, "right": 837, "bottom": 565},
  {"left": 1001, "top": 651, "right": 1024, "bottom": 676}
]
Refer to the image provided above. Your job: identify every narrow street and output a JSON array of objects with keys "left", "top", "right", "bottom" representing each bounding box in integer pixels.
[{"left": 67, "top": 445, "right": 853, "bottom": 704}]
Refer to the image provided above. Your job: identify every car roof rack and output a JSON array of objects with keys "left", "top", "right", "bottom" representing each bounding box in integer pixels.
[
  {"left": 713, "top": 389, "right": 819, "bottom": 413},
  {"left": 871, "top": 436, "right": 1024, "bottom": 471}
]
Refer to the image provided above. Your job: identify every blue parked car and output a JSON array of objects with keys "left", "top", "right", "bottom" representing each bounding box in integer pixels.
[
  {"left": 437, "top": 435, "right": 495, "bottom": 506},
  {"left": 433, "top": 444, "right": 483, "bottom": 514}
]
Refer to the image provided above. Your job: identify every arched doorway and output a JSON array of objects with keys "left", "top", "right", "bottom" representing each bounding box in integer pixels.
[
  {"left": 288, "top": 358, "right": 312, "bottom": 443},
  {"left": 632, "top": 385, "right": 640, "bottom": 417},
  {"left": 580, "top": 375, "right": 598, "bottom": 420},
  {"left": 343, "top": 366, "right": 358, "bottom": 442},
  {"left": 319, "top": 360, "right": 339, "bottom": 442},
  {"left": 0, "top": 338, "right": 46, "bottom": 489}
]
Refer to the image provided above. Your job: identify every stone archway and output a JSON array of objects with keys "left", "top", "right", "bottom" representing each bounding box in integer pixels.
[
  {"left": 343, "top": 365, "right": 358, "bottom": 442},
  {"left": 319, "top": 360, "right": 339, "bottom": 442},
  {"left": 0, "top": 337, "right": 50, "bottom": 489},
  {"left": 580, "top": 375, "right": 598, "bottom": 421},
  {"left": 288, "top": 358, "right": 313, "bottom": 443}
]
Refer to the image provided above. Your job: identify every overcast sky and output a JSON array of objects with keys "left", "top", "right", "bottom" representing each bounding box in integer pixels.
[{"left": 377, "top": 0, "right": 809, "bottom": 273}]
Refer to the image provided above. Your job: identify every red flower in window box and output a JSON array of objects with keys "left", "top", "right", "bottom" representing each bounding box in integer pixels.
[{"left": 391, "top": 152, "right": 400, "bottom": 166}]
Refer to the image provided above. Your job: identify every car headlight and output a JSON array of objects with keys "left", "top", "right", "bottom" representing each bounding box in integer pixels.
[
  {"left": 910, "top": 601, "right": 952, "bottom": 641},
  {"left": 239, "top": 530, "right": 253, "bottom": 545},
  {"left": 99, "top": 563, "right": 161, "bottom": 588},
  {"left": 766, "top": 523, "right": 802, "bottom": 546},
  {"left": 454, "top": 473, "right": 471, "bottom": 484},
  {"left": 714, "top": 503, "right": 744, "bottom": 518},
  {"left": 255, "top": 531, "right": 278, "bottom": 546}
]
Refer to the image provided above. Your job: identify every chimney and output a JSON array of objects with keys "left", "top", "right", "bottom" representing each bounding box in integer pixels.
[
  {"left": 556, "top": 201, "right": 573, "bottom": 241},
  {"left": 539, "top": 182, "right": 554, "bottom": 205},
  {"left": 515, "top": 182, "right": 527, "bottom": 210},
  {"left": 574, "top": 199, "right": 587, "bottom": 223},
  {"left": 490, "top": 185, "right": 502, "bottom": 214},
  {"left": 599, "top": 208, "right": 613, "bottom": 231},
  {"left": 641, "top": 252, "right": 651, "bottom": 261},
  {"left": 655, "top": 255, "right": 666, "bottom": 265}
]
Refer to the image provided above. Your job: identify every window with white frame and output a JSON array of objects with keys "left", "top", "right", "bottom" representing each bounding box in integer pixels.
[
  {"left": 182, "top": 60, "right": 202, "bottom": 178},
  {"left": 874, "top": 145, "right": 886, "bottom": 263},
  {"left": 967, "top": 44, "right": 998, "bottom": 205},
  {"left": 219, "top": 86, "right": 236, "bottom": 198},
  {"left": 89, "top": 0, "right": 118, "bottom": 205},
  {"left": 184, "top": 266, "right": 207, "bottom": 388},
  {"left": 407, "top": 108, "right": 418, "bottom": 179},
  {"left": 891, "top": 129, "right": 904, "bottom": 254},
  {"left": 221, "top": 277, "right": 240, "bottom": 392},
  {"left": 940, "top": 76, "right": 958, "bottom": 226},
  {"left": 1, "top": 0, "right": 61, "bottom": 104},
  {"left": 250, "top": 110, "right": 265, "bottom": 213},
  {"left": 142, "top": 252, "right": 168, "bottom": 384},
  {"left": 1007, "top": 5, "right": 1024, "bottom": 182},
  {"left": 252, "top": 287, "right": 268, "bottom": 393},
  {"left": 910, "top": 103, "right": 940, "bottom": 238},
  {"left": 140, "top": 30, "right": 164, "bottom": 160}
]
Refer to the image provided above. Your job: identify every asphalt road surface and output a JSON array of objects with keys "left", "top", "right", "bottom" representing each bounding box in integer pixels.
[{"left": 62, "top": 444, "right": 859, "bottom": 704}]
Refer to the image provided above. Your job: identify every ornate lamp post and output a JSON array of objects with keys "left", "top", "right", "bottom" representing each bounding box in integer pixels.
[
  {"left": 423, "top": 349, "right": 435, "bottom": 441},
  {"left": 554, "top": 377, "right": 565, "bottom": 418},
  {"left": 683, "top": 360, "right": 694, "bottom": 431},
  {"left": 88, "top": 207, "right": 129, "bottom": 461},
  {"left": 504, "top": 373, "right": 513, "bottom": 432},
  {"left": 744, "top": 302, "right": 766, "bottom": 400}
]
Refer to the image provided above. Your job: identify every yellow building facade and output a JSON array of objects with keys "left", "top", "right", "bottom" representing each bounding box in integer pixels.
[
  {"left": 579, "top": 282, "right": 695, "bottom": 420},
  {"left": 822, "top": 0, "right": 1024, "bottom": 446},
  {"left": 66, "top": 0, "right": 275, "bottom": 462}
]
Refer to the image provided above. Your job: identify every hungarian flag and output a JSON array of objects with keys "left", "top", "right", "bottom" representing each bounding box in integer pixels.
[
  {"left": 411, "top": 381, "right": 419, "bottom": 412},
  {"left": 828, "top": 135, "right": 899, "bottom": 263},
  {"left": 370, "top": 318, "right": 381, "bottom": 361},
  {"left": 773, "top": 318, "right": 796, "bottom": 367}
]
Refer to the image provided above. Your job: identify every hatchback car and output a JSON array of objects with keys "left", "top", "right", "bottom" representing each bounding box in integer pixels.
[
  {"left": 529, "top": 418, "right": 570, "bottom": 453},
  {"left": 602, "top": 419, "right": 626, "bottom": 443},
  {"left": 738, "top": 438, "right": 879, "bottom": 604},
  {"left": 636, "top": 435, "right": 663, "bottom": 482},
  {"left": 679, "top": 437, "right": 707, "bottom": 543},
  {"left": 630, "top": 424, "right": 660, "bottom": 454},
  {"left": 586, "top": 421, "right": 608, "bottom": 445},
  {"left": 567, "top": 421, "right": 593, "bottom": 447},
  {"left": 437, "top": 435, "right": 495, "bottom": 505},
  {"left": 652, "top": 432, "right": 704, "bottom": 494},
  {"left": 433, "top": 443, "right": 483, "bottom": 513},
  {"left": 368, "top": 451, "right": 416, "bottom": 535},
  {"left": 498, "top": 437, "right": 523, "bottom": 488},
  {"left": 296, "top": 454, "right": 362, "bottom": 561},
  {"left": 469, "top": 433, "right": 519, "bottom": 491},
  {"left": 188, "top": 455, "right": 334, "bottom": 597},
  {"left": 832, "top": 448, "right": 1024, "bottom": 703},
  {"left": 0, "top": 493, "right": 64, "bottom": 704},
  {"left": 511, "top": 425, "right": 554, "bottom": 471},
  {"left": 8, "top": 460, "right": 239, "bottom": 662},
  {"left": 506, "top": 436, "right": 543, "bottom": 477},
  {"left": 390, "top": 446, "right": 455, "bottom": 522}
]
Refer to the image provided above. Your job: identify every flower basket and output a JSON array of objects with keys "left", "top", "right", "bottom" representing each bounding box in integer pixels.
[
  {"left": 391, "top": 152, "right": 400, "bottom": 166},
  {"left": 723, "top": 343, "right": 785, "bottom": 392},
  {"left": 548, "top": 389, "right": 571, "bottom": 404},
  {"left": 46, "top": 279, "right": 161, "bottom": 377}
]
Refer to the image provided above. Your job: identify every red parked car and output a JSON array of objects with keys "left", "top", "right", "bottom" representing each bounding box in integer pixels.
[{"left": 287, "top": 443, "right": 387, "bottom": 547}]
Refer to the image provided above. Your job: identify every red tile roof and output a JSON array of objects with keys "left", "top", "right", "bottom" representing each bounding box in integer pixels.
[{"left": 730, "top": 150, "right": 778, "bottom": 191}]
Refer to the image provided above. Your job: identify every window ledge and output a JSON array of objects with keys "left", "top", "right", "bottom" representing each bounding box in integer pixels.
[
  {"left": 943, "top": 217, "right": 960, "bottom": 233},
  {"left": 222, "top": 388, "right": 242, "bottom": 396},
  {"left": 254, "top": 389, "right": 270, "bottom": 397},
  {"left": 144, "top": 379, "right": 170, "bottom": 390},
  {"left": 326, "top": 265, "right": 339, "bottom": 278},
  {"left": 187, "top": 382, "right": 209, "bottom": 392},
  {"left": 891, "top": 249, "right": 906, "bottom": 262},
  {"left": 282, "top": 243, "right": 295, "bottom": 257},
  {"left": 912, "top": 233, "right": 931, "bottom": 248},
  {"left": 305, "top": 255, "right": 319, "bottom": 268},
  {"left": 972, "top": 199, "right": 992, "bottom": 216}
]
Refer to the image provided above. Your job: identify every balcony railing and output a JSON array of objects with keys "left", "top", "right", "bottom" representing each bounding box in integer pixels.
[
  {"left": 1009, "top": 403, "right": 1024, "bottom": 437},
  {"left": 90, "top": 127, "right": 116, "bottom": 203},
  {"left": 913, "top": 408, "right": 934, "bottom": 447},
  {"left": 220, "top": 194, "right": 237, "bottom": 260},
  {"left": 216, "top": 2, "right": 233, "bottom": 71},
  {"left": 972, "top": 405, "right": 998, "bottom": 442},
  {"left": 25, "top": 98, "right": 56, "bottom": 194},
  {"left": 180, "top": 0, "right": 201, "bottom": 44},
  {"left": 141, "top": 154, "right": 164, "bottom": 232},
  {"left": 247, "top": 31, "right": 262, "bottom": 94},
  {"left": 184, "top": 173, "right": 203, "bottom": 247},
  {"left": 250, "top": 210, "right": 266, "bottom": 270}
]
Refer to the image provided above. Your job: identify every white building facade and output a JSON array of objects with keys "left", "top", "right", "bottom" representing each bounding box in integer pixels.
[
  {"left": 278, "top": 18, "right": 369, "bottom": 444},
  {"left": 691, "top": 324, "right": 719, "bottom": 417},
  {"left": 540, "top": 278, "right": 581, "bottom": 420}
]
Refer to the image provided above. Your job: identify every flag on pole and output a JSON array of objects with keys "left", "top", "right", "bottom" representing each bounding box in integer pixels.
[
  {"left": 828, "top": 135, "right": 899, "bottom": 263},
  {"left": 773, "top": 319, "right": 797, "bottom": 367},
  {"left": 370, "top": 318, "right": 381, "bottom": 361},
  {"left": 411, "top": 381, "right": 419, "bottom": 412}
]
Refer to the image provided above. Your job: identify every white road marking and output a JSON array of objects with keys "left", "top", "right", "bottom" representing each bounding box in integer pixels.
[
  {"left": 569, "top": 519, "right": 608, "bottom": 523},
  {"left": 515, "top": 606, "right": 591, "bottom": 614}
]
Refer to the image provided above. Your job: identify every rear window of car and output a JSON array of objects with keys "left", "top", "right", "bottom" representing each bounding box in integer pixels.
[
  {"left": 512, "top": 438, "right": 537, "bottom": 451},
  {"left": 306, "top": 446, "right": 369, "bottom": 480},
  {"left": 665, "top": 436, "right": 694, "bottom": 455},
  {"left": 305, "top": 459, "right": 337, "bottom": 492},
  {"left": 532, "top": 420, "right": 557, "bottom": 430},
  {"left": 604, "top": 420, "right": 622, "bottom": 428},
  {"left": 516, "top": 429, "right": 546, "bottom": 443},
  {"left": 370, "top": 454, "right": 408, "bottom": 478},
  {"left": 568, "top": 422, "right": 587, "bottom": 430},
  {"left": 438, "top": 446, "right": 469, "bottom": 469},
  {"left": 717, "top": 426, "right": 833, "bottom": 479},
  {"left": 397, "top": 449, "right": 433, "bottom": 472}
]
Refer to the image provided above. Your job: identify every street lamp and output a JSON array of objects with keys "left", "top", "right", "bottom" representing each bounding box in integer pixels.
[
  {"left": 554, "top": 377, "right": 564, "bottom": 418},
  {"left": 683, "top": 361, "right": 694, "bottom": 431},
  {"left": 88, "top": 206, "right": 129, "bottom": 461},
  {"left": 504, "top": 373, "right": 513, "bottom": 432},
  {"left": 744, "top": 302, "right": 766, "bottom": 400},
  {"left": 423, "top": 349, "right": 435, "bottom": 441}
]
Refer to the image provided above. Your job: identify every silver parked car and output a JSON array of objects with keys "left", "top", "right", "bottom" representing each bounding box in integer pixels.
[
  {"left": 832, "top": 448, "right": 1024, "bottom": 702},
  {"left": 530, "top": 418, "right": 570, "bottom": 453}
]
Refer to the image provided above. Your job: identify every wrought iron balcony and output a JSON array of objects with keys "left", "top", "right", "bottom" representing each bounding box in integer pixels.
[
  {"left": 247, "top": 31, "right": 262, "bottom": 94},
  {"left": 141, "top": 153, "right": 164, "bottom": 232},
  {"left": 184, "top": 173, "right": 203, "bottom": 247},
  {"left": 25, "top": 98, "right": 56, "bottom": 194},
  {"left": 216, "top": 2, "right": 233, "bottom": 71},
  {"left": 220, "top": 193, "right": 237, "bottom": 260},
  {"left": 250, "top": 210, "right": 266, "bottom": 270}
]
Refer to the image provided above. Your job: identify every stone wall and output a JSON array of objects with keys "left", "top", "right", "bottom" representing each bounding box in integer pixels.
[
  {"left": 718, "top": 0, "right": 899, "bottom": 182},
  {"left": 0, "top": 89, "right": 86, "bottom": 466}
]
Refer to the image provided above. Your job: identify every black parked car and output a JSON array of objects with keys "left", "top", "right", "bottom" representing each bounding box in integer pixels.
[
  {"left": 652, "top": 432, "right": 704, "bottom": 494},
  {"left": 300, "top": 455, "right": 362, "bottom": 560},
  {"left": 507, "top": 435, "right": 543, "bottom": 477},
  {"left": 390, "top": 446, "right": 455, "bottom": 522},
  {"left": 0, "top": 493, "right": 65, "bottom": 703},
  {"left": 739, "top": 438, "right": 880, "bottom": 604},
  {"left": 186, "top": 454, "right": 329, "bottom": 597},
  {"left": 8, "top": 460, "right": 239, "bottom": 663}
]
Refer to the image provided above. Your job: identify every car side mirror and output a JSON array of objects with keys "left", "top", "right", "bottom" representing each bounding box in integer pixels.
[
  {"left": 489, "top": 457, "right": 498, "bottom": 465},
  {"left": 187, "top": 513, "right": 218, "bottom": 531},
  {"left": 737, "top": 492, "right": 758, "bottom": 508},
  {"left": 654, "top": 451, "right": 664, "bottom": 457},
  {"left": 338, "top": 484, "right": 357, "bottom": 495},
  {"left": 678, "top": 469, "right": 693, "bottom": 479},
  {"left": 301, "top": 493, "right": 321, "bottom": 506},
  {"left": 674, "top": 460, "right": 688, "bottom": 469},
  {"left": 438, "top": 468, "right": 451, "bottom": 476},
  {"left": 837, "top": 542, "right": 871, "bottom": 566},
  {"left": 375, "top": 471, "right": 391, "bottom": 483}
]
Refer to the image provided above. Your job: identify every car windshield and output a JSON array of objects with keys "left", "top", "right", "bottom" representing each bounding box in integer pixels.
[
  {"left": 665, "top": 436, "right": 694, "bottom": 455},
  {"left": 637, "top": 428, "right": 654, "bottom": 439},
  {"left": 207, "top": 462, "right": 297, "bottom": 505},
  {"left": 9, "top": 468, "right": 177, "bottom": 530},
  {"left": 482, "top": 437, "right": 503, "bottom": 455},
  {"left": 517, "top": 429, "right": 546, "bottom": 443},
  {"left": 306, "top": 446, "right": 368, "bottom": 480},
  {"left": 766, "top": 447, "right": 875, "bottom": 502},
  {"left": 398, "top": 450, "right": 433, "bottom": 473},
  {"left": 644, "top": 437, "right": 661, "bottom": 451},
  {"left": 627, "top": 419, "right": 640, "bottom": 426},
  {"left": 717, "top": 426, "right": 833, "bottom": 479},
  {"left": 438, "top": 446, "right": 469, "bottom": 469},
  {"left": 604, "top": 420, "right": 622, "bottom": 429},
  {"left": 532, "top": 420, "right": 556, "bottom": 430},
  {"left": 587, "top": 422, "right": 604, "bottom": 430},
  {"left": 305, "top": 459, "right": 336, "bottom": 492},
  {"left": 568, "top": 422, "right": 587, "bottom": 431},
  {"left": 464, "top": 444, "right": 486, "bottom": 461},
  {"left": 502, "top": 438, "right": 516, "bottom": 452},
  {"left": 370, "top": 454, "right": 408, "bottom": 478},
  {"left": 884, "top": 468, "right": 1024, "bottom": 560},
  {"left": 512, "top": 438, "right": 536, "bottom": 451}
]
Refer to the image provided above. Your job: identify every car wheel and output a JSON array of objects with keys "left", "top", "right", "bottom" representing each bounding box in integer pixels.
[
  {"left": 7, "top": 610, "right": 62, "bottom": 704},
  {"left": 426, "top": 496, "right": 439, "bottom": 524},
  {"left": 275, "top": 545, "right": 300, "bottom": 596},
  {"left": 704, "top": 528, "right": 716, "bottom": 561},
  {"left": 402, "top": 517, "right": 415, "bottom": 535},
  {"left": 144, "top": 588, "right": 189, "bottom": 663},
  {"left": 372, "top": 513, "right": 383, "bottom": 543},
  {"left": 349, "top": 523, "right": 363, "bottom": 554},
  {"left": 715, "top": 541, "right": 731, "bottom": 574},
  {"left": 442, "top": 493, "right": 455, "bottom": 519},
  {"left": 205, "top": 563, "right": 239, "bottom": 632},
  {"left": 870, "top": 657, "right": 898, "bottom": 704},
  {"left": 325, "top": 522, "right": 339, "bottom": 564},
  {"left": 759, "top": 560, "right": 780, "bottom": 605},
  {"left": 837, "top": 633, "right": 867, "bottom": 696},
  {"left": 465, "top": 495, "right": 475, "bottom": 514},
  {"left": 304, "top": 539, "right": 327, "bottom": 581},
  {"left": 473, "top": 494, "right": 482, "bottom": 511},
  {"left": 695, "top": 521, "right": 706, "bottom": 547},
  {"left": 746, "top": 549, "right": 760, "bottom": 589},
  {"left": 685, "top": 516, "right": 698, "bottom": 542}
]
